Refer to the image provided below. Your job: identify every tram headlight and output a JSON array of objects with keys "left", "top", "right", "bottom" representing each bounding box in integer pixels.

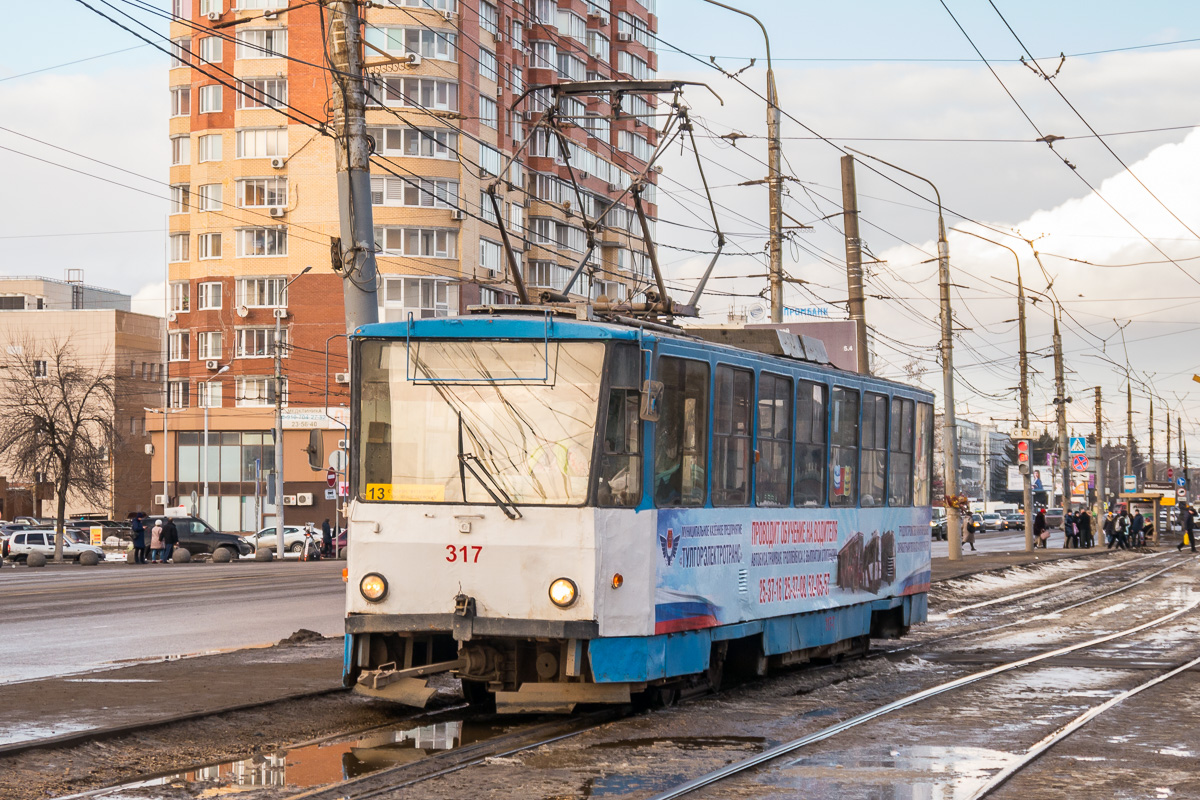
[
  {"left": 548, "top": 577, "right": 578, "bottom": 608},
  {"left": 359, "top": 573, "right": 388, "bottom": 603}
]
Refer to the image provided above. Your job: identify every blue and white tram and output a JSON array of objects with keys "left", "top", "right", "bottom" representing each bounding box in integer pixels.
[{"left": 344, "top": 314, "right": 934, "bottom": 712}]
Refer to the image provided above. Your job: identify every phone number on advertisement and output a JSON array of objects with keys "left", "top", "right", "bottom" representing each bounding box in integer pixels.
[{"left": 759, "top": 572, "right": 830, "bottom": 603}]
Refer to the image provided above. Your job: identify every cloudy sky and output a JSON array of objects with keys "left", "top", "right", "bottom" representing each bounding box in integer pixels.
[{"left": 2, "top": 1, "right": 1199, "bottom": 458}]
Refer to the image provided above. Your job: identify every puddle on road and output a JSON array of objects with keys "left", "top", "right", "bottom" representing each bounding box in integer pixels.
[
  {"left": 770, "top": 744, "right": 1015, "bottom": 799},
  {"left": 0, "top": 720, "right": 97, "bottom": 746},
  {"left": 101, "top": 717, "right": 508, "bottom": 797}
]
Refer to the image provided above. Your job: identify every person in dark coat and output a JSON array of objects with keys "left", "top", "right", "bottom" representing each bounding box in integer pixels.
[
  {"left": 130, "top": 512, "right": 147, "bottom": 564},
  {"left": 1077, "top": 509, "right": 1093, "bottom": 549},
  {"left": 321, "top": 518, "right": 332, "bottom": 557},
  {"left": 1033, "top": 509, "right": 1048, "bottom": 548},
  {"left": 1102, "top": 511, "right": 1115, "bottom": 548},
  {"left": 1063, "top": 512, "right": 1078, "bottom": 548},
  {"left": 1110, "top": 509, "right": 1130, "bottom": 549},
  {"left": 162, "top": 516, "right": 179, "bottom": 562},
  {"left": 1177, "top": 505, "right": 1197, "bottom": 552},
  {"left": 1130, "top": 509, "right": 1145, "bottom": 548}
]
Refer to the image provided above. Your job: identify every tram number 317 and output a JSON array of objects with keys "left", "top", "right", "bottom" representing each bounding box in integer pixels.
[{"left": 446, "top": 545, "right": 483, "bottom": 563}]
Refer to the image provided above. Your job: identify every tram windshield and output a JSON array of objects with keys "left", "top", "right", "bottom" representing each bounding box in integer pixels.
[{"left": 356, "top": 339, "right": 605, "bottom": 506}]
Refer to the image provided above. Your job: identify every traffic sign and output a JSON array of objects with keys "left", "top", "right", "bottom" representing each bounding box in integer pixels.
[
  {"left": 326, "top": 468, "right": 337, "bottom": 488},
  {"left": 1072, "top": 454, "right": 1089, "bottom": 471},
  {"left": 1011, "top": 428, "right": 1032, "bottom": 440},
  {"left": 324, "top": 488, "right": 337, "bottom": 500},
  {"left": 1123, "top": 475, "right": 1137, "bottom": 492},
  {"left": 1069, "top": 436, "right": 1087, "bottom": 455},
  {"left": 1168, "top": 468, "right": 1174, "bottom": 479},
  {"left": 1179, "top": 477, "right": 1187, "bottom": 488}
]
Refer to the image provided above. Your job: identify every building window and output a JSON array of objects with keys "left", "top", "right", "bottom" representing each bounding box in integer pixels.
[
  {"left": 199, "top": 0, "right": 221, "bottom": 14},
  {"left": 236, "top": 376, "right": 283, "bottom": 407},
  {"left": 479, "top": 238, "right": 503, "bottom": 276},
  {"left": 237, "top": 77, "right": 287, "bottom": 109},
  {"left": 199, "top": 85, "right": 223, "bottom": 114},
  {"left": 365, "top": 27, "right": 457, "bottom": 60},
  {"left": 618, "top": 130, "right": 653, "bottom": 161},
  {"left": 171, "top": 1, "right": 191, "bottom": 20},
  {"left": 236, "top": 28, "right": 288, "bottom": 59},
  {"left": 236, "top": 327, "right": 285, "bottom": 358},
  {"left": 478, "top": 96, "right": 498, "bottom": 129},
  {"left": 197, "top": 133, "right": 222, "bottom": 162},
  {"left": 382, "top": 277, "right": 450, "bottom": 319},
  {"left": 617, "top": 50, "right": 651, "bottom": 80},
  {"left": 199, "top": 36, "right": 222, "bottom": 64},
  {"left": 168, "top": 380, "right": 190, "bottom": 408},
  {"left": 170, "top": 37, "right": 192, "bottom": 68},
  {"left": 170, "top": 184, "right": 190, "bottom": 214},
  {"left": 479, "top": 0, "right": 499, "bottom": 35},
  {"left": 532, "top": 41, "right": 556, "bottom": 72},
  {"left": 236, "top": 227, "right": 287, "bottom": 257},
  {"left": 170, "top": 87, "right": 191, "bottom": 118},
  {"left": 236, "top": 0, "right": 287, "bottom": 9},
  {"left": 198, "top": 232, "right": 222, "bottom": 260},
  {"left": 370, "top": 77, "right": 458, "bottom": 112},
  {"left": 479, "top": 190, "right": 498, "bottom": 224},
  {"left": 198, "top": 281, "right": 222, "bottom": 309},
  {"left": 478, "top": 143, "right": 502, "bottom": 176},
  {"left": 373, "top": 227, "right": 457, "bottom": 258},
  {"left": 478, "top": 47, "right": 498, "bottom": 82},
  {"left": 0, "top": 296, "right": 26, "bottom": 310},
  {"left": 511, "top": 19, "right": 523, "bottom": 48},
  {"left": 830, "top": 387, "right": 859, "bottom": 507},
  {"left": 237, "top": 177, "right": 288, "bottom": 207},
  {"left": 168, "top": 331, "right": 190, "bottom": 362},
  {"left": 587, "top": 30, "right": 609, "bottom": 62},
  {"left": 170, "top": 233, "right": 190, "bottom": 263},
  {"left": 617, "top": 11, "right": 652, "bottom": 48},
  {"left": 170, "top": 282, "right": 190, "bottom": 312},
  {"left": 369, "top": 176, "right": 458, "bottom": 208},
  {"left": 170, "top": 135, "right": 190, "bottom": 166},
  {"left": 235, "top": 127, "right": 287, "bottom": 158},
  {"left": 557, "top": 53, "right": 586, "bottom": 82},
  {"left": 557, "top": 10, "right": 586, "bottom": 42},
  {"left": 365, "top": 126, "right": 457, "bottom": 159},
  {"left": 197, "top": 330, "right": 222, "bottom": 359},
  {"left": 33, "top": 359, "right": 48, "bottom": 378},
  {"left": 197, "top": 380, "right": 223, "bottom": 408},
  {"left": 237, "top": 277, "right": 287, "bottom": 307},
  {"left": 198, "top": 183, "right": 223, "bottom": 212}
]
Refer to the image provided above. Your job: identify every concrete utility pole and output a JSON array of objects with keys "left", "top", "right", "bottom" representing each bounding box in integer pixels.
[
  {"left": 328, "top": 1, "right": 379, "bottom": 333},
  {"left": 841, "top": 155, "right": 869, "bottom": 374},
  {"left": 1019, "top": 269, "right": 1033, "bottom": 550},
  {"left": 1052, "top": 313, "right": 1070, "bottom": 510},
  {"left": 1095, "top": 387, "right": 1103, "bottom": 523},
  {"left": 1167, "top": 410, "right": 1171, "bottom": 479},
  {"left": 274, "top": 267, "right": 311, "bottom": 561},
  {"left": 1127, "top": 383, "right": 1134, "bottom": 479},
  {"left": 1149, "top": 399, "right": 1154, "bottom": 482}
]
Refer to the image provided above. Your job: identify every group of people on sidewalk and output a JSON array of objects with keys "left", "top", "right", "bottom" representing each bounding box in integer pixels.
[
  {"left": 128, "top": 512, "right": 178, "bottom": 563},
  {"left": 972, "top": 504, "right": 1196, "bottom": 551}
]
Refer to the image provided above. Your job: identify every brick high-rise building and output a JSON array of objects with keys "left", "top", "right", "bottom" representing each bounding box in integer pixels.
[{"left": 156, "top": 0, "right": 659, "bottom": 532}]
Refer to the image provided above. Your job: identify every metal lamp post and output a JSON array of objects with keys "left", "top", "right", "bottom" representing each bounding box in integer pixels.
[
  {"left": 200, "top": 365, "right": 230, "bottom": 519},
  {"left": 274, "top": 267, "right": 311, "bottom": 561}
]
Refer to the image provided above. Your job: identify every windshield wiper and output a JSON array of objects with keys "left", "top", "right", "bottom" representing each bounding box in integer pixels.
[{"left": 458, "top": 452, "right": 522, "bottom": 520}]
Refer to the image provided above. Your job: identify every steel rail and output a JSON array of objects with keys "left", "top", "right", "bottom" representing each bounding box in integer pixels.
[
  {"left": 645, "top": 595, "right": 1200, "bottom": 800},
  {"left": 968, "top": 651, "right": 1200, "bottom": 798},
  {"left": 943, "top": 550, "right": 1169, "bottom": 616}
]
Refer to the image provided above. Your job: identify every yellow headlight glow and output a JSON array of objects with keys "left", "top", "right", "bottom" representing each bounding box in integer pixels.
[
  {"left": 548, "top": 577, "right": 577, "bottom": 608},
  {"left": 360, "top": 573, "right": 388, "bottom": 602}
]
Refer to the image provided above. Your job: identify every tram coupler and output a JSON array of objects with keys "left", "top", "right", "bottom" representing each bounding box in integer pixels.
[{"left": 353, "top": 657, "right": 466, "bottom": 707}]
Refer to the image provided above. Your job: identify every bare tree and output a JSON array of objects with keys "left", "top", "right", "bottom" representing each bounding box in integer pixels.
[{"left": 0, "top": 338, "right": 119, "bottom": 561}]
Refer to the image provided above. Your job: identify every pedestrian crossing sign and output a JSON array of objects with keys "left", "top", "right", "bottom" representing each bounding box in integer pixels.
[{"left": 1069, "top": 436, "right": 1086, "bottom": 454}]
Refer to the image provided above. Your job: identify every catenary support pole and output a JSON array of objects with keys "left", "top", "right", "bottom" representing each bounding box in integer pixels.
[
  {"left": 1149, "top": 399, "right": 1155, "bottom": 482},
  {"left": 1127, "top": 383, "right": 1134, "bottom": 480},
  {"left": 841, "top": 155, "right": 869, "bottom": 374},
  {"left": 328, "top": 1, "right": 379, "bottom": 333},
  {"left": 1095, "top": 387, "right": 1103, "bottom": 532},
  {"left": 1019, "top": 270, "right": 1032, "bottom": 551},
  {"left": 274, "top": 268, "right": 311, "bottom": 561},
  {"left": 1053, "top": 313, "right": 1070, "bottom": 512}
]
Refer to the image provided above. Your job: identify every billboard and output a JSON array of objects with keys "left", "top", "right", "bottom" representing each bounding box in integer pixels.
[
  {"left": 1007, "top": 466, "right": 1023, "bottom": 491},
  {"left": 748, "top": 320, "right": 862, "bottom": 373}
]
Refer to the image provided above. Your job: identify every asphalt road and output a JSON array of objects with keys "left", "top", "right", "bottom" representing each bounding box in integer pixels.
[
  {"left": 0, "top": 561, "right": 345, "bottom": 684},
  {"left": 931, "top": 526, "right": 1077, "bottom": 556}
]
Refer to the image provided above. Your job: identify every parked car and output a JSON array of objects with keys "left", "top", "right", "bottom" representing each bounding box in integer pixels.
[
  {"left": 931, "top": 509, "right": 947, "bottom": 540},
  {"left": 3, "top": 530, "right": 105, "bottom": 562},
  {"left": 149, "top": 515, "right": 253, "bottom": 559},
  {"left": 980, "top": 513, "right": 1005, "bottom": 531},
  {"left": 251, "top": 525, "right": 309, "bottom": 553},
  {"left": 1043, "top": 508, "right": 1065, "bottom": 529},
  {"left": 1003, "top": 512, "right": 1026, "bottom": 530},
  {"left": 968, "top": 514, "right": 985, "bottom": 533}
]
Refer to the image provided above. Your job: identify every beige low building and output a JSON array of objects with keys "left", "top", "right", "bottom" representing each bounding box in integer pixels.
[{"left": 0, "top": 287, "right": 164, "bottom": 520}]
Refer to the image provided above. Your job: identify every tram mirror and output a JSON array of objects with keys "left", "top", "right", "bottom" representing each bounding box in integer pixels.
[
  {"left": 640, "top": 380, "right": 663, "bottom": 421},
  {"left": 305, "top": 428, "right": 324, "bottom": 472}
]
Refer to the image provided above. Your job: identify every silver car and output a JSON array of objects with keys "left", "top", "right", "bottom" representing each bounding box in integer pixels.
[
  {"left": 251, "top": 525, "right": 320, "bottom": 553},
  {"left": 4, "top": 530, "right": 105, "bottom": 562}
]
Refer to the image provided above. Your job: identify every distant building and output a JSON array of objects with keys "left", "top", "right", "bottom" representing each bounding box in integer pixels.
[
  {"left": 0, "top": 279, "right": 162, "bottom": 520},
  {"left": 934, "top": 415, "right": 1012, "bottom": 502}
]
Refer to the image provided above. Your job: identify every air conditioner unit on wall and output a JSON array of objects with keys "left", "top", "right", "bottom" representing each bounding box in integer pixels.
[
  {"left": 335, "top": 372, "right": 350, "bottom": 384},
  {"left": 206, "top": 360, "right": 220, "bottom": 370},
  {"left": 616, "top": 32, "right": 632, "bottom": 42},
  {"left": 168, "top": 312, "right": 178, "bottom": 322},
  {"left": 154, "top": 494, "right": 168, "bottom": 506},
  {"left": 273, "top": 308, "right": 288, "bottom": 319},
  {"left": 407, "top": 53, "right": 422, "bottom": 67},
  {"left": 296, "top": 492, "right": 314, "bottom": 506},
  {"left": 270, "top": 157, "right": 286, "bottom": 169},
  {"left": 268, "top": 206, "right": 285, "bottom": 218},
  {"left": 207, "top": 11, "right": 221, "bottom": 21},
  {"left": 282, "top": 495, "right": 297, "bottom": 506},
  {"left": 451, "top": 208, "right": 466, "bottom": 220}
]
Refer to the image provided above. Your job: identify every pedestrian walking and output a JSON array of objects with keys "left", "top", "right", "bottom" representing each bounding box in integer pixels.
[
  {"left": 130, "top": 512, "right": 147, "bottom": 564},
  {"left": 1063, "top": 511, "right": 1078, "bottom": 548},
  {"left": 1130, "top": 509, "right": 1145, "bottom": 548},
  {"left": 1179, "top": 505, "right": 1197, "bottom": 553},
  {"left": 1078, "top": 509, "right": 1093, "bottom": 549},
  {"left": 1103, "top": 511, "right": 1116, "bottom": 548},
  {"left": 162, "top": 516, "right": 179, "bottom": 562},
  {"left": 1110, "top": 509, "right": 1131, "bottom": 550},
  {"left": 149, "top": 518, "right": 165, "bottom": 562},
  {"left": 962, "top": 517, "right": 976, "bottom": 552},
  {"left": 321, "top": 518, "right": 332, "bottom": 557},
  {"left": 1034, "top": 509, "right": 1048, "bottom": 548}
]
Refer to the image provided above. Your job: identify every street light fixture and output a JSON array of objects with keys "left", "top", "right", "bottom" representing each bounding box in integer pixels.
[{"left": 201, "top": 364, "right": 230, "bottom": 518}]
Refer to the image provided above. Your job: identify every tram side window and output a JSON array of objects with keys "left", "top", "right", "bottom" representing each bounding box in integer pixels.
[
  {"left": 713, "top": 365, "right": 753, "bottom": 506},
  {"left": 830, "top": 387, "right": 859, "bottom": 507},
  {"left": 914, "top": 401, "right": 934, "bottom": 505},
  {"left": 654, "top": 357, "right": 709, "bottom": 507},
  {"left": 860, "top": 392, "right": 888, "bottom": 507},
  {"left": 794, "top": 381, "right": 827, "bottom": 507},
  {"left": 597, "top": 345, "right": 642, "bottom": 507},
  {"left": 755, "top": 373, "right": 792, "bottom": 506},
  {"left": 889, "top": 397, "right": 915, "bottom": 505}
]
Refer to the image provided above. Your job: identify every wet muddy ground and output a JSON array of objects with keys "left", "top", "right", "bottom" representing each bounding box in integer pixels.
[{"left": 8, "top": 551, "right": 1198, "bottom": 800}]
